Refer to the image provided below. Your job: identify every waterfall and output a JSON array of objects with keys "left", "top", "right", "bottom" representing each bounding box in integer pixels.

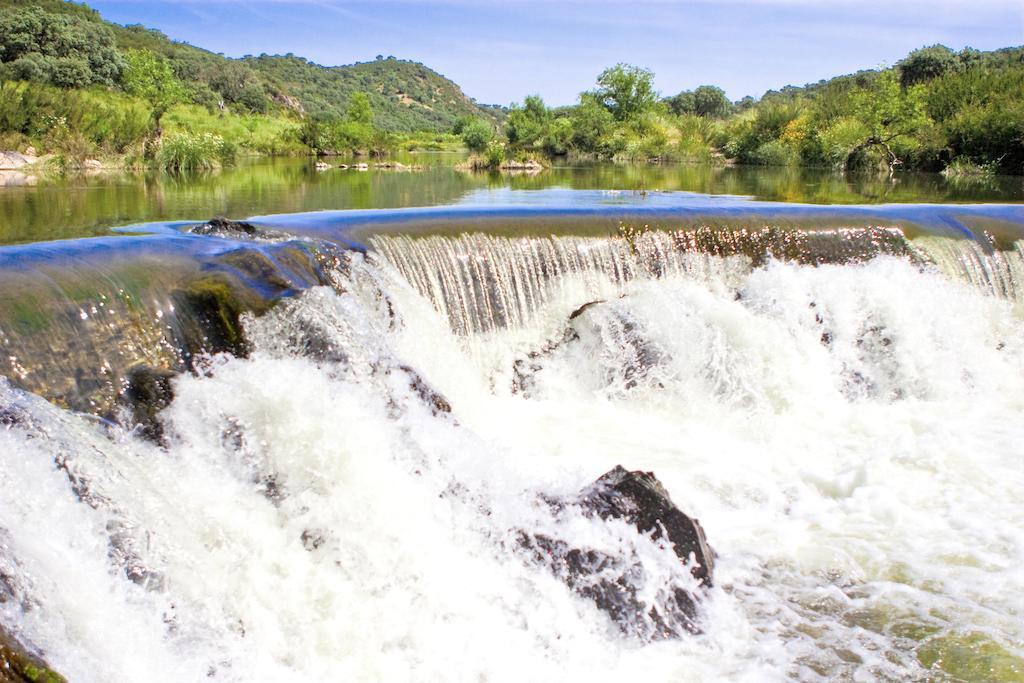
[
  {"left": 372, "top": 225, "right": 1024, "bottom": 337},
  {"left": 2, "top": 208, "right": 1024, "bottom": 682}
]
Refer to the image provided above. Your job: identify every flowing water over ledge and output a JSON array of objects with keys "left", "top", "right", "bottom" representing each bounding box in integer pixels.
[{"left": 1, "top": 193, "right": 1023, "bottom": 681}]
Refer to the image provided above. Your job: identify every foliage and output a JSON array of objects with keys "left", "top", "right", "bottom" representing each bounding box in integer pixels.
[
  {"left": 0, "top": 80, "right": 149, "bottom": 155},
  {"left": 121, "top": 48, "right": 187, "bottom": 126},
  {"left": 592, "top": 63, "right": 659, "bottom": 121},
  {"left": 506, "top": 95, "right": 550, "bottom": 148},
  {"left": 156, "top": 131, "right": 235, "bottom": 171},
  {"left": 667, "top": 85, "right": 732, "bottom": 118},
  {"left": 0, "top": 6, "right": 122, "bottom": 87},
  {"left": 899, "top": 45, "right": 961, "bottom": 88},
  {"left": 460, "top": 118, "right": 493, "bottom": 152},
  {"left": 345, "top": 91, "right": 373, "bottom": 126},
  {"left": 0, "top": 0, "right": 499, "bottom": 131}
]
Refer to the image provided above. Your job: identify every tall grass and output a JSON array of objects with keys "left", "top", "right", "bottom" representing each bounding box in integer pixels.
[{"left": 156, "top": 132, "right": 235, "bottom": 171}]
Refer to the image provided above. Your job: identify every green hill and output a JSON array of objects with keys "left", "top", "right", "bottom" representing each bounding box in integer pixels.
[
  {"left": 0, "top": 0, "right": 496, "bottom": 132},
  {"left": 244, "top": 54, "right": 494, "bottom": 132}
]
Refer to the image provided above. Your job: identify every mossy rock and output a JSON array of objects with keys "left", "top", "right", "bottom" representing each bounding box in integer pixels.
[
  {"left": 0, "top": 627, "right": 65, "bottom": 683},
  {"left": 171, "top": 276, "right": 252, "bottom": 362},
  {"left": 918, "top": 631, "right": 1024, "bottom": 681}
]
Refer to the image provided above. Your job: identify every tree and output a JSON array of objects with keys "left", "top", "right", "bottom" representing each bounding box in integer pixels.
[
  {"left": 0, "top": 7, "right": 123, "bottom": 87},
  {"left": 692, "top": 85, "right": 732, "bottom": 118},
  {"left": 899, "top": 45, "right": 960, "bottom": 88},
  {"left": 505, "top": 94, "right": 549, "bottom": 148},
  {"left": 847, "top": 70, "right": 930, "bottom": 175},
  {"left": 667, "top": 85, "right": 732, "bottom": 118},
  {"left": 461, "top": 118, "right": 493, "bottom": 152},
  {"left": 569, "top": 92, "right": 615, "bottom": 152},
  {"left": 593, "top": 64, "right": 658, "bottom": 121},
  {"left": 666, "top": 90, "right": 696, "bottom": 116},
  {"left": 120, "top": 48, "right": 188, "bottom": 147},
  {"left": 346, "top": 91, "right": 373, "bottom": 125}
]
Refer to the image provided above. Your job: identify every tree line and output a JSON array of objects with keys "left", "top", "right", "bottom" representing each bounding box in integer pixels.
[{"left": 459, "top": 46, "right": 1024, "bottom": 176}]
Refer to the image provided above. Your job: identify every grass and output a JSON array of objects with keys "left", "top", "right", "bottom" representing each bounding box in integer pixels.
[{"left": 156, "top": 131, "right": 235, "bottom": 171}]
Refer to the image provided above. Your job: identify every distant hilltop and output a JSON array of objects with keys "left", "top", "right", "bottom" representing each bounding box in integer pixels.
[{"left": 0, "top": 0, "right": 505, "bottom": 132}]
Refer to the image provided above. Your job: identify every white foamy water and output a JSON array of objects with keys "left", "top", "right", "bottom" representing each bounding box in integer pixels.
[{"left": 2, "top": 236, "right": 1024, "bottom": 682}]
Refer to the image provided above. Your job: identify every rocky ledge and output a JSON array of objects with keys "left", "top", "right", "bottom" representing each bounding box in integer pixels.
[{"left": 523, "top": 466, "right": 714, "bottom": 640}]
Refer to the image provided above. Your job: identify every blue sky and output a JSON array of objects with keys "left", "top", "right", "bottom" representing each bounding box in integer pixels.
[{"left": 89, "top": 0, "right": 1024, "bottom": 106}]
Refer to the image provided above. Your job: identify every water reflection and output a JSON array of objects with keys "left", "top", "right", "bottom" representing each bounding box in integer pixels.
[{"left": 1, "top": 155, "right": 1022, "bottom": 245}]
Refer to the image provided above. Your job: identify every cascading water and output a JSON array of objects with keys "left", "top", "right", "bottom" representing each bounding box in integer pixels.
[{"left": 2, "top": 201, "right": 1024, "bottom": 682}]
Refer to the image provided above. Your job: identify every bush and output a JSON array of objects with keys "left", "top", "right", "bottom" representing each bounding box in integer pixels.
[
  {"left": 460, "top": 118, "right": 493, "bottom": 152},
  {"left": 0, "top": 7, "right": 123, "bottom": 87},
  {"left": 749, "top": 140, "right": 800, "bottom": 166},
  {"left": 817, "top": 117, "right": 871, "bottom": 166},
  {"left": 484, "top": 141, "right": 505, "bottom": 167},
  {"left": 156, "top": 132, "right": 235, "bottom": 171}
]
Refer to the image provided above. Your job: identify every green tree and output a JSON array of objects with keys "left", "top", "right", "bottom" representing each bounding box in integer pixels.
[
  {"left": 0, "top": 7, "right": 123, "bottom": 87},
  {"left": 120, "top": 48, "right": 188, "bottom": 148},
  {"left": 593, "top": 64, "right": 658, "bottom": 121},
  {"left": 667, "top": 85, "right": 732, "bottom": 118},
  {"left": 346, "top": 91, "right": 373, "bottom": 125},
  {"left": 460, "top": 118, "right": 493, "bottom": 152},
  {"left": 899, "top": 45, "right": 960, "bottom": 88},
  {"left": 846, "top": 70, "right": 930, "bottom": 174},
  {"left": 569, "top": 92, "right": 615, "bottom": 152},
  {"left": 666, "top": 90, "right": 696, "bottom": 116},
  {"left": 506, "top": 94, "right": 549, "bottom": 148}
]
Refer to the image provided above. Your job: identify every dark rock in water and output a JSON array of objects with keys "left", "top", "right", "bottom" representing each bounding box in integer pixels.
[
  {"left": 0, "top": 626, "right": 66, "bottom": 683},
  {"left": 582, "top": 467, "right": 713, "bottom": 587},
  {"left": 301, "top": 529, "right": 326, "bottom": 551},
  {"left": 512, "top": 299, "right": 665, "bottom": 396},
  {"left": 568, "top": 299, "right": 605, "bottom": 321},
  {"left": 189, "top": 217, "right": 262, "bottom": 239},
  {"left": 170, "top": 277, "right": 251, "bottom": 364},
  {"left": 523, "top": 466, "right": 713, "bottom": 640},
  {"left": 394, "top": 365, "right": 452, "bottom": 415},
  {"left": 121, "top": 365, "right": 175, "bottom": 443}
]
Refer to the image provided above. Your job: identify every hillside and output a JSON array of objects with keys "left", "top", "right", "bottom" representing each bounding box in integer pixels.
[
  {"left": 245, "top": 54, "right": 493, "bottom": 132},
  {"left": 0, "top": 0, "right": 495, "bottom": 132}
]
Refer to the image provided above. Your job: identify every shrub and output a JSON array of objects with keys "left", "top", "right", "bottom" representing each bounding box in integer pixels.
[
  {"left": 460, "top": 118, "right": 493, "bottom": 152},
  {"left": 0, "top": 7, "right": 124, "bottom": 87},
  {"left": 156, "top": 132, "right": 234, "bottom": 171},
  {"left": 749, "top": 140, "right": 800, "bottom": 166},
  {"left": 817, "top": 117, "right": 871, "bottom": 167}
]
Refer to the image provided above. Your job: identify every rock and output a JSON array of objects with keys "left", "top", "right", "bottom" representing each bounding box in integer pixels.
[
  {"left": 499, "top": 159, "right": 544, "bottom": 172},
  {"left": 314, "top": 161, "right": 331, "bottom": 171},
  {"left": 188, "top": 217, "right": 261, "bottom": 238},
  {"left": 301, "top": 529, "right": 326, "bottom": 551},
  {"left": 23, "top": 146, "right": 36, "bottom": 157},
  {"left": 120, "top": 365, "right": 175, "bottom": 443},
  {"left": 336, "top": 164, "right": 349, "bottom": 170},
  {"left": 522, "top": 466, "right": 713, "bottom": 639},
  {"left": 395, "top": 364, "right": 451, "bottom": 415},
  {"left": 0, "top": 152, "right": 33, "bottom": 171},
  {"left": 170, "top": 277, "right": 251, "bottom": 364},
  {"left": 582, "top": 467, "right": 713, "bottom": 586},
  {"left": 355, "top": 163, "right": 369, "bottom": 171},
  {"left": 0, "top": 626, "right": 66, "bottom": 683},
  {"left": 82, "top": 159, "right": 102, "bottom": 170}
]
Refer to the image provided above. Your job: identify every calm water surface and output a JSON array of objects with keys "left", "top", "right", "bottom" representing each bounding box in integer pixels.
[{"left": 1, "top": 155, "right": 1022, "bottom": 245}]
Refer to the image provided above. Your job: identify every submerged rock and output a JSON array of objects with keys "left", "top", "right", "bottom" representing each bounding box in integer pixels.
[
  {"left": 189, "top": 217, "right": 262, "bottom": 239},
  {"left": 0, "top": 626, "right": 65, "bottom": 683},
  {"left": 523, "top": 466, "right": 713, "bottom": 640},
  {"left": 120, "top": 365, "right": 175, "bottom": 443},
  {"left": 170, "top": 277, "right": 252, "bottom": 363}
]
